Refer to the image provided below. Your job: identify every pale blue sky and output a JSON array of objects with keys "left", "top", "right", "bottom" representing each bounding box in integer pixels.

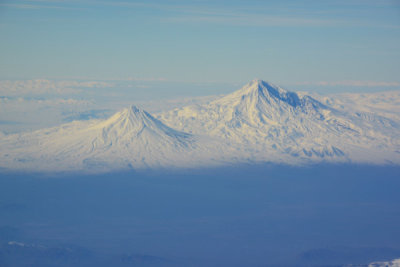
[{"left": 0, "top": 0, "right": 399, "bottom": 94}]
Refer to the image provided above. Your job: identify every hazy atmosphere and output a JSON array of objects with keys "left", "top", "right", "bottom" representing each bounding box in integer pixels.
[{"left": 0, "top": 1, "right": 400, "bottom": 266}]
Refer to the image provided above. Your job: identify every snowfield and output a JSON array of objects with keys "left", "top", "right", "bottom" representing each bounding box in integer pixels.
[
  {"left": 0, "top": 80, "right": 399, "bottom": 172},
  {"left": 369, "top": 258, "right": 400, "bottom": 267}
]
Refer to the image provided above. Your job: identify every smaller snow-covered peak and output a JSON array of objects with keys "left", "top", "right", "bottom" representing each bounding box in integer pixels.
[
  {"left": 101, "top": 105, "right": 161, "bottom": 134},
  {"left": 106, "top": 105, "right": 157, "bottom": 130},
  {"left": 98, "top": 105, "right": 192, "bottom": 144},
  {"left": 121, "top": 105, "right": 148, "bottom": 120},
  {"left": 128, "top": 105, "right": 142, "bottom": 114}
]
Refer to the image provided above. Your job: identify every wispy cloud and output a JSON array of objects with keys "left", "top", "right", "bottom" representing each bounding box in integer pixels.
[
  {"left": 164, "top": 14, "right": 340, "bottom": 27},
  {"left": 95, "top": 1, "right": 397, "bottom": 28},
  {"left": 295, "top": 80, "right": 400, "bottom": 87},
  {"left": 114, "top": 1, "right": 343, "bottom": 27},
  {"left": 0, "top": 3, "right": 39, "bottom": 9},
  {"left": 0, "top": 3, "right": 65, "bottom": 9},
  {"left": 3, "top": 1, "right": 397, "bottom": 28},
  {"left": 0, "top": 0, "right": 81, "bottom": 10}
]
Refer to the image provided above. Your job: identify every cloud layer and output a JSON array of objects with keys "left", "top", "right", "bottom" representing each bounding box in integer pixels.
[
  {"left": 295, "top": 80, "right": 400, "bottom": 87},
  {"left": 0, "top": 79, "right": 114, "bottom": 96}
]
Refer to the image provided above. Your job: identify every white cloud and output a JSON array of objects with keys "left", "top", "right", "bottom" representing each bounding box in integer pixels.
[
  {"left": 0, "top": 96, "right": 94, "bottom": 133},
  {"left": 0, "top": 97, "right": 92, "bottom": 107},
  {"left": 295, "top": 80, "right": 400, "bottom": 87},
  {"left": 124, "top": 77, "right": 168, "bottom": 82},
  {"left": 0, "top": 79, "right": 114, "bottom": 96}
]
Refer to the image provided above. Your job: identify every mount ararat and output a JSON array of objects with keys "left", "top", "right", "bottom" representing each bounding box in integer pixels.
[{"left": 0, "top": 80, "right": 399, "bottom": 172}]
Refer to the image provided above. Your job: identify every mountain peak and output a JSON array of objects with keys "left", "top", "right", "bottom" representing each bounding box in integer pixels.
[
  {"left": 248, "top": 78, "right": 274, "bottom": 87},
  {"left": 222, "top": 79, "right": 302, "bottom": 108},
  {"left": 95, "top": 105, "right": 193, "bottom": 153},
  {"left": 122, "top": 105, "right": 147, "bottom": 119},
  {"left": 129, "top": 105, "right": 142, "bottom": 113},
  {"left": 245, "top": 79, "right": 278, "bottom": 91},
  {"left": 106, "top": 105, "right": 192, "bottom": 137},
  {"left": 113, "top": 105, "right": 156, "bottom": 129},
  {"left": 237, "top": 79, "right": 290, "bottom": 97},
  {"left": 252, "top": 79, "right": 293, "bottom": 95}
]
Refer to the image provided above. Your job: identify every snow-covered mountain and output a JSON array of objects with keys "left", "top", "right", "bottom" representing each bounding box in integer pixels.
[
  {"left": 159, "top": 79, "right": 400, "bottom": 164},
  {"left": 0, "top": 80, "right": 399, "bottom": 172}
]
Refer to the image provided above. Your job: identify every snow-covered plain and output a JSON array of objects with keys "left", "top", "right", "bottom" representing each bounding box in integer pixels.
[{"left": 0, "top": 80, "right": 399, "bottom": 172}]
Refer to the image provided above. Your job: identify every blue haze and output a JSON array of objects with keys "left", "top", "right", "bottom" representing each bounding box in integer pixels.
[{"left": 0, "top": 164, "right": 400, "bottom": 266}]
